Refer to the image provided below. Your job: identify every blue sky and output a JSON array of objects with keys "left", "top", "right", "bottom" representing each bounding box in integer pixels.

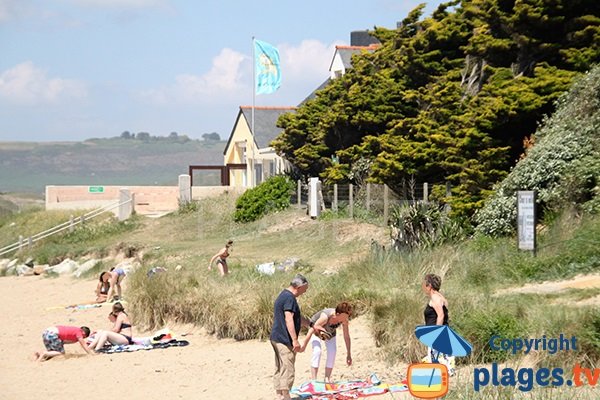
[{"left": 0, "top": 0, "right": 444, "bottom": 142}]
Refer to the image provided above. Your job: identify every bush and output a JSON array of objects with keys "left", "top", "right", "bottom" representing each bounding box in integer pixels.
[
  {"left": 389, "top": 201, "right": 468, "bottom": 250},
  {"left": 555, "top": 155, "right": 600, "bottom": 215},
  {"left": 233, "top": 176, "right": 295, "bottom": 222},
  {"left": 176, "top": 199, "right": 200, "bottom": 214},
  {"left": 452, "top": 300, "right": 528, "bottom": 363},
  {"left": 475, "top": 65, "right": 600, "bottom": 236}
]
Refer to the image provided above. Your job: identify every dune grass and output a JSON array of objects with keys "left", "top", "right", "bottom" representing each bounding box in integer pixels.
[{"left": 119, "top": 198, "right": 600, "bottom": 372}]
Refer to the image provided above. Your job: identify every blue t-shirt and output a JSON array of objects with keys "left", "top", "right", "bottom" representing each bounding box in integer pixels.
[{"left": 270, "top": 289, "right": 301, "bottom": 346}]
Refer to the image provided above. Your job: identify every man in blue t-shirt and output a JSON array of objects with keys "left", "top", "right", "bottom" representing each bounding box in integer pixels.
[{"left": 270, "top": 274, "right": 312, "bottom": 400}]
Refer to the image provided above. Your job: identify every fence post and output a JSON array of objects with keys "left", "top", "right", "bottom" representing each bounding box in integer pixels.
[
  {"left": 80, "top": 215, "right": 85, "bottom": 225},
  {"left": 19, "top": 235, "right": 23, "bottom": 252},
  {"left": 69, "top": 215, "right": 75, "bottom": 233},
  {"left": 179, "top": 174, "right": 191, "bottom": 205},
  {"left": 297, "top": 180, "right": 302, "bottom": 208},
  {"left": 349, "top": 184, "right": 354, "bottom": 218},
  {"left": 333, "top": 184, "right": 338, "bottom": 212},
  {"left": 384, "top": 184, "right": 389, "bottom": 226},
  {"left": 366, "top": 183, "right": 371, "bottom": 212},
  {"left": 318, "top": 181, "right": 326, "bottom": 211},
  {"left": 423, "top": 182, "right": 429, "bottom": 203},
  {"left": 27, "top": 236, "right": 32, "bottom": 248},
  {"left": 118, "top": 188, "right": 133, "bottom": 221}
]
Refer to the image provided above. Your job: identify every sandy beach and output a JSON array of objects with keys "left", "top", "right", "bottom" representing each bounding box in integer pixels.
[{"left": 0, "top": 275, "right": 409, "bottom": 400}]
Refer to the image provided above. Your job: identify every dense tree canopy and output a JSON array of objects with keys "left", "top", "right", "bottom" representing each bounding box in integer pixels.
[{"left": 272, "top": 0, "right": 600, "bottom": 218}]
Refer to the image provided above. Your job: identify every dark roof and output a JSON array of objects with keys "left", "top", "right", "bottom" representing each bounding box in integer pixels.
[
  {"left": 299, "top": 78, "right": 331, "bottom": 106},
  {"left": 350, "top": 30, "right": 380, "bottom": 47},
  {"left": 223, "top": 106, "right": 296, "bottom": 155}
]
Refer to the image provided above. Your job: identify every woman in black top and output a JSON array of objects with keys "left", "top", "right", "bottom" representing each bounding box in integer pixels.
[
  {"left": 421, "top": 273, "right": 455, "bottom": 375},
  {"left": 422, "top": 273, "right": 448, "bottom": 326},
  {"left": 88, "top": 302, "right": 134, "bottom": 351}
]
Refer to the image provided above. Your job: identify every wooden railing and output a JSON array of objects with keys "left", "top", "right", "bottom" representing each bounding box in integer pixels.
[{"left": 0, "top": 198, "right": 130, "bottom": 257}]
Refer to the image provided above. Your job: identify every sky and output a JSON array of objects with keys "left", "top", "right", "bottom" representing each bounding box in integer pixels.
[{"left": 0, "top": 0, "right": 445, "bottom": 142}]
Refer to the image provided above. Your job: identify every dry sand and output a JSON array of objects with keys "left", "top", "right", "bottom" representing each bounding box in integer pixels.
[{"left": 0, "top": 275, "right": 409, "bottom": 400}]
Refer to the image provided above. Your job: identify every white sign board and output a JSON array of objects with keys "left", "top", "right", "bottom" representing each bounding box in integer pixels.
[{"left": 517, "top": 190, "right": 536, "bottom": 251}]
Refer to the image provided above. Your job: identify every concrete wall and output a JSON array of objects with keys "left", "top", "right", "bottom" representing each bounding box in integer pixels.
[
  {"left": 46, "top": 185, "right": 179, "bottom": 215},
  {"left": 46, "top": 185, "right": 246, "bottom": 216}
]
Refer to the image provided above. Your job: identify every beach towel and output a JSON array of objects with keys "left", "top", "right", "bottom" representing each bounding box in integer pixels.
[
  {"left": 95, "top": 339, "right": 190, "bottom": 354},
  {"left": 46, "top": 300, "right": 127, "bottom": 311},
  {"left": 45, "top": 303, "right": 102, "bottom": 311},
  {"left": 290, "top": 374, "right": 408, "bottom": 399}
]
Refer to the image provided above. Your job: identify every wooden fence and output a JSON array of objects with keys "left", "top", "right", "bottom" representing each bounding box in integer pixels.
[{"left": 293, "top": 181, "right": 450, "bottom": 225}]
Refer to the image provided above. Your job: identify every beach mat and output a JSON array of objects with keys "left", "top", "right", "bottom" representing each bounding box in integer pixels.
[
  {"left": 95, "top": 339, "right": 190, "bottom": 354},
  {"left": 291, "top": 374, "right": 408, "bottom": 399},
  {"left": 46, "top": 300, "right": 127, "bottom": 311}
]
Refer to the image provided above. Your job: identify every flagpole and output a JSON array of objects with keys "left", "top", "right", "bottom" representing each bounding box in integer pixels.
[{"left": 250, "top": 36, "right": 256, "bottom": 188}]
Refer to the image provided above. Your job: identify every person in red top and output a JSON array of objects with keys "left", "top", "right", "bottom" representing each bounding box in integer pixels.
[{"left": 34, "top": 325, "right": 94, "bottom": 361}]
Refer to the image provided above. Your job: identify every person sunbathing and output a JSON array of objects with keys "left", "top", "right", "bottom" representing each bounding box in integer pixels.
[{"left": 88, "top": 302, "right": 134, "bottom": 351}]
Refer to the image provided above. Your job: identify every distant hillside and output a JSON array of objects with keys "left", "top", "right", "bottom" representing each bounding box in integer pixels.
[{"left": 0, "top": 138, "right": 226, "bottom": 194}]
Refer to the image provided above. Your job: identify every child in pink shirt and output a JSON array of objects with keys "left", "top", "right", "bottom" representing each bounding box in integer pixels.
[{"left": 34, "top": 325, "right": 94, "bottom": 361}]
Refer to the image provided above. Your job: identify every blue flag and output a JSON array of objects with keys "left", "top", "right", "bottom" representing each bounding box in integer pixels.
[{"left": 254, "top": 39, "right": 281, "bottom": 95}]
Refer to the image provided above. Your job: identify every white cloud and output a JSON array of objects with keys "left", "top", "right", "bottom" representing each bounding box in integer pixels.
[
  {"left": 0, "top": 62, "right": 88, "bottom": 105},
  {"left": 140, "top": 40, "right": 336, "bottom": 106},
  {"left": 279, "top": 39, "right": 338, "bottom": 81},
  {"left": 140, "top": 48, "right": 247, "bottom": 105}
]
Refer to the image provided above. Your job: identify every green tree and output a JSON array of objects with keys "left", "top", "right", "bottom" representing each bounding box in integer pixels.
[
  {"left": 273, "top": 0, "right": 600, "bottom": 219},
  {"left": 202, "top": 132, "right": 221, "bottom": 141},
  {"left": 136, "top": 132, "right": 150, "bottom": 141}
]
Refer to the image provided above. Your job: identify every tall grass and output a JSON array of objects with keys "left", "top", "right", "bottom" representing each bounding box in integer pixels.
[
  {"left": 125, "top": 222, "right": 600, "bottom": 371},
  {"left": 3, "top": 186, "right": 599, "bottom": 386},
  {"left": 124, "top": 204, "right": 600, "bottom": 381}
]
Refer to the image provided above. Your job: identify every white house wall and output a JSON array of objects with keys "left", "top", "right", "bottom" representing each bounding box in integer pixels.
[{"left": 330, "top": 51, "right": 346, "bottom": 79}]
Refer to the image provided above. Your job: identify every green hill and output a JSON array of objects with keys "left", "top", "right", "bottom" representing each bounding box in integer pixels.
[{"left": 0, "top": 137, "right": 226, "bottom": 194}]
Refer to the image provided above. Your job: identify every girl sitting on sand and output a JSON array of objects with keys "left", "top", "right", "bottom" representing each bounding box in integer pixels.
[
  {"left": 95, "top": 272, "right": 111, "bottom": 303},
  {"left": 87, "top": 302, "right": 134, "bottom": 351}
]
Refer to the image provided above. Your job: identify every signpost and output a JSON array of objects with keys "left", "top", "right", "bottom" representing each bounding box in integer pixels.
[
  {"left": 88, "top": 186, "right": 104, "bottom": 194},
  {"left": 517, "top": 190, "right": 536, "bottom": 254}
]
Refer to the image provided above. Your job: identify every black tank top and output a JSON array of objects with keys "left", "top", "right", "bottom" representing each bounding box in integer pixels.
[{"left": 424, "top": 304, "right": 449, "bottom": 326}]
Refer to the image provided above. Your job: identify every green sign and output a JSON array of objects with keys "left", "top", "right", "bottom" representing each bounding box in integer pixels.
[{"left": 88, "top": 186, "right": 104, "bottom": 193}]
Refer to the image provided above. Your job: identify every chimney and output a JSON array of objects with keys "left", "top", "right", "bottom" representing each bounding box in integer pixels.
[{"left": 350, "top": 30, "right": 380, "bottom": 46}]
